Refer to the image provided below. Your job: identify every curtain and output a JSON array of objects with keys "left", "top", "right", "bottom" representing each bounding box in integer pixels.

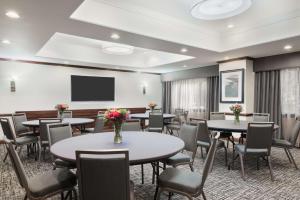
[
  {"left": 254, "top": 70, "right": 281, "bottom": 138},
  {"left": 171, "top": 78, "right": 207, "bottom": 118},
  {"left": 162, "top": 81, "right": 172, "bottom": 113},
  {"left": 280, "top": 67, "right": 300, "bottom": 146},
  {"left": 207, "top": 76, "right": 219, "bottom": 119}
]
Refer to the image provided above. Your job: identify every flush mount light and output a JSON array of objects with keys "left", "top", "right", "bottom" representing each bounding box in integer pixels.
[
  {"left": 111, "top": 33, "right": 120, "bottom": 40},
  {"left": 284, "top": 45, "right": 292, "bottom": 50},
  {"left": 191, "top": 0, "right": 252, "bottom": 20},
  {"left": 102, "top": 44, "right": 134, "bottom": 55},
  {"left": 181, "top": 48, "right": 188, "bottom": 53},
  {"left": 5, "top": 11, "right": 20, "bottom": 19},
  {"left": 2, "top": 39, "right": 11, "bottom": 44},
  {"left": 227, "top": 24, "right": 234, "bottom": 28}
]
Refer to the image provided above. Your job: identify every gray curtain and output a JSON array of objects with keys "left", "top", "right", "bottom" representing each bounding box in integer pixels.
[
  {"left": 207, "top": 76, "right": 219, "bottom": 119},
  {"left": 162, "top": 81, "right": 172, "bottom": 114},
  {"left": 254, "top": 70, "right": 282, "bottom": 138}
]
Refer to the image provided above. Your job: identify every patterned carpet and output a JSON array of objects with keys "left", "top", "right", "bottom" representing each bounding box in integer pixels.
[{"left": 1, "top": 143, "right": 300, "bottom": 200}]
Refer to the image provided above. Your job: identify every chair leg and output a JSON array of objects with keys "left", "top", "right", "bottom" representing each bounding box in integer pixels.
[
  {"left": 267, "top": 156, "right": 275, "bottom": 181},
  {"left": 61, "top": 192, "right": 64, "bottom": 200},
  {"left": 200, "top": 147, "right": 204, "bottom": 158},
  {"left": 283, "top": 148, "right": 292, "bottom": 163},
  {"left": 155, "top": 188, "right": 162, "bottom": 200},
  {"left": 287, "top": 148, "right": 298, "bottom": 169},
  {"left": 239, "top": 153, "right": 246, "bottom": 180},
  {"left": 224, "top": 146, "right": 228, "bottom": 166},
  {"left": 151, "top": 163, "right": 155, "bottom": 184},
  {"left": 73, "top": 189, "right": 78, "bottom": 200},
  {"left": 202, "top": 191, "right": 207, "bottom": 200},
  {"left": 154, "top": 185, "right": 159, "bottom": 200},
  {"left": 3, "top": 152, "right": 8, "bottom": 162},
  {"left": 141, "top": 164, "right": 144, "bottom": 184},
  {"left": 189, "top": 163, "right": 194, "bottom": 172},
  {"left": 23, "top": 194, "right": 27, "bottom": 200}
]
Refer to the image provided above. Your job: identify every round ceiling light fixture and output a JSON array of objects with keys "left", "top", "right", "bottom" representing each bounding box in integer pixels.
[
  {"left": 191, "top": 0, "right": 252, "bottom": 20},
  {"left": 102, "top": 44, "right": 134, "bottom": 55}
]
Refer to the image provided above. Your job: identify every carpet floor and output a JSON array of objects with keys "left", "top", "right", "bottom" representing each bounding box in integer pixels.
[{"left": 1, "top": 143, "right": 300, "bottom": 200}]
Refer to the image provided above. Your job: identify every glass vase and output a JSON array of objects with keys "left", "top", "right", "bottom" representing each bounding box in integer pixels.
[
  {"left": 234, "top": 113, "right": 240, "bottom": 124},
  {"left": 114, "top": 124, "right": 122, "bottom": 144}
]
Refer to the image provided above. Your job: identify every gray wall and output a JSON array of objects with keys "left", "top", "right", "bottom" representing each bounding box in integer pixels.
[
  {"left": 254, "top": 51, "right": 300, "bottom": 72},
  {"left": 161, "top": 65, "right": 219, "bottom": 82}
]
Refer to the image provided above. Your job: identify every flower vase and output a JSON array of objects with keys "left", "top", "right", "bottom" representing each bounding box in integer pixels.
[
  {"left": 234, "top": 113, "right": 240, "bottom": 124},
  {"left": 114, "top": 124, "right": 122, "bottom": 144},
  {"left": 59, "top": 111, "right": 64, "bottom": 119}
]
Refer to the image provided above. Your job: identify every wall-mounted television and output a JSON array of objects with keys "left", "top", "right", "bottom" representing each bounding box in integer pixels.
[{"left": 71, "top": 75, "right": 115, "bottom": 101}]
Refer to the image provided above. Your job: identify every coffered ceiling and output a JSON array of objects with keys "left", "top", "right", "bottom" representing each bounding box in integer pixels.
[{"left": 0, "top": 0, "right": 300, "bottom": 73}]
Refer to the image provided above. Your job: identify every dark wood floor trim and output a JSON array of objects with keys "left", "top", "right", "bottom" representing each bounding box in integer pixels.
[
  {"left": 0, "top": 57, "right": 161, "bottom": 75},
  {"left": 217, "top": 56, "right": 254, "bottom": 64}
]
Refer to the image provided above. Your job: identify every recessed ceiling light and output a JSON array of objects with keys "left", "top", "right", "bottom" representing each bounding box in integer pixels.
[
  {"left": 111, "top": 33, "right": 120, "bottom": 40},
  {"left": 5, "top": 11, "right": 20, "bottom": 19},
  {"left": 181, "top": 48, "right": 188, "bottom": 53},
  {"left": 2, "top": 39, "right": 11, "bottom": 44},
  {"left": 227, "top": 24, "right": 234, "bottom": 28},
  {"left": 102, "top": 44, "right": 134, "bottom": 55},
  {"left": 284, "top": 45, "right": 293, "bottom": 50},
  {"left": 191, "top": 0, "right": 252, "bottom": 20}
]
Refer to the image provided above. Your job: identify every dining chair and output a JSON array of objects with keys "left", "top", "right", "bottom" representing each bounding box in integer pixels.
[
  {"left": 12, "top": 113, "right": 34, "bottom": 136},
  {"left": 210, "top": 112, "right": 234, "bottom": 148},
  {"left": 252, "top": 113, "right": 270, "bottom": 122},
  {"left": 233, "top": 122, "right": 275, "bottom": 181},
  {"left": 272, "top": 119, "right": 300, "bottom": 169},
  {"left": 76, "top": 149, "right": 135, "bottom": 200},
  {"left": 5, "top": 141, "right": 77, "bottom": 200},
  {"left": 164, "top": 124, "right": 198, "bottom": 171},
  {"left": 47, "top": 123, "right": 76, "bottom": 169},
  {"left": 166, "top": 113, "right": 183, "bottom": 136},
  {"left": 38, "top": 118, "right": 62, "bottom": 160},
  {"left": 57, "top": 110, "right": 72, "bottom": 119},
  {"left": 148, "top": 112, "right": 164, "bottom": 133},
  {"left": 155, "top": 137, "right": 218, "bottom": 200},
  {"left": 122, "top": 119, "right": 141, "bottom": 131},
  {"left": 0, "top": 118, "right": 39, "bottom": 162},
  {"left": 196, "top": 119, "right": 227, "bottom": 166},
  {"left": 83, "top": 116, "right": 104, "bottom": 133}
]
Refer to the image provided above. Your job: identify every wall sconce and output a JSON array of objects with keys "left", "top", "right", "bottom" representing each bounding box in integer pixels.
[
  {"left": 142, "top": 83, "right": 147, "bottom": 95},
  {"left": 10, "top": 76, "right": 18, "bottom": 92}
]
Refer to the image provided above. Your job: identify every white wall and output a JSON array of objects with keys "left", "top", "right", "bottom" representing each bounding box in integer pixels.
[
  {"left": 0, "top": 61, "right": 162, "bottom": 113},
  {"left": 219, "top": 59, "right": 255, "bottom": 117}
]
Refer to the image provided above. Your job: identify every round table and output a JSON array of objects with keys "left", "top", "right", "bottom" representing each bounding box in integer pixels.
[
  {"left": 207, "top": 120, "right": 280, "bottom": 132},
  {"left": 22, "top": 118, "right": 94, "bottom": 133},
  {"left": 50, "top": 131, "right": 184, "bottom": 165},
  {"left": 130, "top": 113, "right": 176, "bottom": 120}
]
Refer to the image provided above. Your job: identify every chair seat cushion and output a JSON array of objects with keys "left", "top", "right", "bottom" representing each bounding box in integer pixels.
[
  {"left": 166, "top": 124, "right": 181, "bottom": 130},
  {"left": 158, "top": 168, "right": 202, "bottom": 194},
  {"left": 272, "top": 139, "right": 292, "bottom": 148},
  {"left": 165, "top": 153, "right": 191, "bottom": 166},
  {"left": 148, "top": 128, "right": 163, "bottom": 132},
  {"left": 82, "top": 128, "right": 94, "bottom": 133},
  {"left": 197, "top": 140, "right": 225, "bottom": 148},
  {"left": 17, "top": 131, "right": 35, "bottom": 137},
  {"left": 28, "top": 168, "right": 77, "bottom": 198},
  {"left": 54, "top": 159, "right": 76, "bottom": 168},
  {"left": 235, "top": 144, "right": 268, "bottom": 154},
  {"left": 15, "top": 135, "right": 38, "bottom": 145}
]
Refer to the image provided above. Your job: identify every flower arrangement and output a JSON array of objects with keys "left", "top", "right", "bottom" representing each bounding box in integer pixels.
[
  {"left": 148, "top": 102, "right": 157, "bottom": 111},
  {"left": 229, "top": 104, "right": 243, "bottom": 123},
  {"left": 104, "top": 109, "right": 129, "bottom": 143},
  {"left": 55, "top": 104, "right": 69, "bottom": 116}
]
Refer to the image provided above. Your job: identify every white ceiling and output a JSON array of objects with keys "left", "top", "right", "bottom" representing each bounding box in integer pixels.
[{"left": 0, "top": 0, "right": 300, "bottom": 73}]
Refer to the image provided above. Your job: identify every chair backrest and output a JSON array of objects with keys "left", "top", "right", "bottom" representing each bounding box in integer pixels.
[
  {"left": 93, "top": 117, "right": 104, "bottom": 133},
  {"left": 76, "top": 149, "right": 131, "bottom": 200},
  {"left": 6, "top": 142, "right": 29, "bottom": 189},
  {"left": 210, "top": 112, "right": 225, "bottom": 120},
  {"left": 39, "top": 118, "right": 62, "bottom": 142},
  {"left": 122, "top": 120, "right": 140, "bottom": 131},
  {"left": 252, "top": 113, "right": 270, "bottom": 122},
  {"left": 201, "top": 138, "right": 218, "bottom": 186},
  {"left": 97, "top": 111, "right": 105, "bottom": 118},
  {"left": 57, "top": 111, "right": 72, "bottom": 119},
  {"left": 246, "top": 122, "right": 274, "bottom": 154},
  {"left": 12, "top": 113, "right": 30, "bottom": 134},
  {"left": 0, "top": 118, "right": 16, "bottom": 141},
  {"left": 149, "top": 112, "right": 164, "bottom": 129},
  {"left": 179, "top": 124, "right": 198, "bottom": 153},
  {"left": 47, "top": 123, "right": 72, "bottom": 146},
  {"left": 196, "top": 119, "right": 211, "bottom": 144},
  {"left": 289, "top": 120, "right": 300, "bottom": 146}
]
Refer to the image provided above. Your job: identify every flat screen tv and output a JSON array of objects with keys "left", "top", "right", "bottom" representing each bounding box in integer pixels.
[{"left": 71, "top": 75, "right": 115, "bottom": 101}]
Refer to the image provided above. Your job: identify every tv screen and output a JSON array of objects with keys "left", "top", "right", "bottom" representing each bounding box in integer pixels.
[{"left": 71, "top": 75, "right": 115, "bottom": 101}]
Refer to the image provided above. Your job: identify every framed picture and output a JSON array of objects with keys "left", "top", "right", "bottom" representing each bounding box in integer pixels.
[{"left": 220, "top": 69, "right": 244, "bottom": 103}]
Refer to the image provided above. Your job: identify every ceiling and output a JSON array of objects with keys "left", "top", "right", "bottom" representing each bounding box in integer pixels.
[{"left": 0, "top": 0, "right": 300, "bottom": 73}]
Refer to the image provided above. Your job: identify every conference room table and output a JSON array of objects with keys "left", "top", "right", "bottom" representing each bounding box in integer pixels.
[
  {"left": 22, "top": 118, "right": 94, "bottom": 133},
  {"left": 50, "top": 131, "right": 184, "bottom": 183}
]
